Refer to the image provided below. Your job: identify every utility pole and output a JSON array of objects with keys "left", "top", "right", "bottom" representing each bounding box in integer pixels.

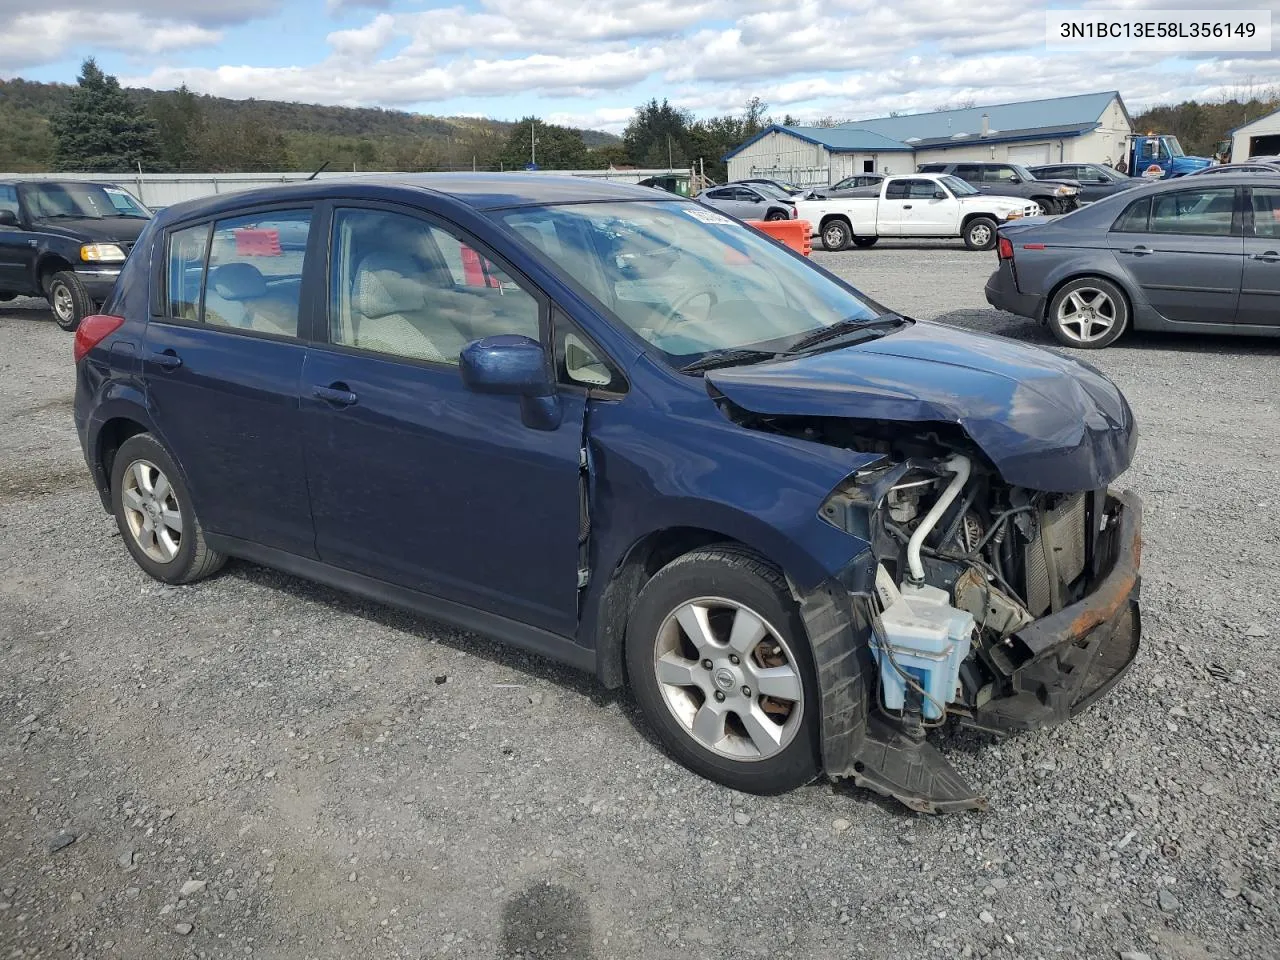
[
  {"left": 667, "top": 134, "right": 673, "bottom": 170},
  {"left": 531, "top": 119, "right": 538, "bottom": 167}
]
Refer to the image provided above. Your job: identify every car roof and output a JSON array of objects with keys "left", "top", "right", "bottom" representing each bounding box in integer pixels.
[{"left": 155, "top": 173, "right": 676, "bottom": 223}]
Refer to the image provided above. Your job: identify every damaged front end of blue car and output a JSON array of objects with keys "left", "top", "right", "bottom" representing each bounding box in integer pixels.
[{"left": 706, "top": 321, "right": 1143, "bottom": 813}]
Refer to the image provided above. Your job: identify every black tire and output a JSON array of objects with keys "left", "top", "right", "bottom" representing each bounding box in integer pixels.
[
  {"left": 46, "top": 270, "right": 94, "bottom": 332},
  {"left": 1046, "top": 276, "right": 1129, "bottom": 349},
  {"left": 763, "top": 208, "right": 789, "bottom": 221},
  {"left": 625, "top": 546, "right": 821, "bottom": 794},
  {"left": 962, "top": 216, "right": 998, "bottom": 251},
  {"left": 851, "top": 236, "right": 878, "bottom": 248},
  {"left": 1032, "top": 198, "right": 1057, "bottom": 216},
  {"left": 110, "top": 433, "right": 226, "bottom": 585},
  {"left": 820, "top": 218, "right": 851, "bottom": 251},
  {"left": 0, "top": 292, "right": 16, "bottom": 302}
]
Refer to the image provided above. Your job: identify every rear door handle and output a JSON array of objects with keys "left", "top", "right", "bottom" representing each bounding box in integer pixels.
[
  {"left": 312, "top": 384, "right": 358, "bottom": 406},
  {"left": 1252, "top": 251, "right": 1280, "bottom": 262},
  {"left": 1126, "top": 245, "right": 1152, "bottom": 256},
  {"left": 149, "top": 349, "right": 182, "bottom": 370}
]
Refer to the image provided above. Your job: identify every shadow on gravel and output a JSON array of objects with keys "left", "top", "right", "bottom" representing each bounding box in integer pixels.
[
  {"left": 500, "top": 881, "right": 596, "bottom": 960},
  {"left": 223, "top": 562, "right": 617, "bottom": 708},
  {"left": 0, "top": 462, "right": 91, "bottom": 505}
]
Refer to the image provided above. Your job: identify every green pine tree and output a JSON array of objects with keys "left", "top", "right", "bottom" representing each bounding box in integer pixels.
[{"left": 50, "top": 58, "right": 161, "bottom": 172}]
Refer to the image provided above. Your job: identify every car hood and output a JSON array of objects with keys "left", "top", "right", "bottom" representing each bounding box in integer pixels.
[
  {"left": 32, "top": 217, "right": 151, "bottom": 243},
  {"left": 705, "top": 320, "right": 1135, "bottom": 492},
  {"left": 1029, "top": 177, "right": 1081, "bottom": 189}
]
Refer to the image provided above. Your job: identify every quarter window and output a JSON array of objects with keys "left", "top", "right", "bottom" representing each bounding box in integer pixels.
[
  {"left": 328, "top": 208, "right": 540, "bottom": 366},
  {"left": 1148, "top": 188, "right": 1236, "bottom": 237},
  {"left": 1249, "top": 187, "right": 1280, "bottom": 239},
  {"left": 1112, "top": 196, "right": 1151, "bottom": 233},
  {"left": 167, "top": 224, "right": 211, "bottom": 320}
]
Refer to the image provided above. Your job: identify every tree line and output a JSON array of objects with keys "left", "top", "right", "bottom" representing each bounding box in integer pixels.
[{"left": 7, "top": 59, "right": 1277, "bottom": 178}]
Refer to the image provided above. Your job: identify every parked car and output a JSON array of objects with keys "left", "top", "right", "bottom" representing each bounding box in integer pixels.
[
  {"left": 697, "top": 183, "right": 796, "bottom": 220},
  {"left": 1028, "top": 163, "right": 1142, "bottom": 204},
  {"left": 795, "top": 173, "right": 1040, "bottom": 250},
  {"left": 637, "top": 174, "right": 693, "bottom": 197},
  {"left": 807, "top": 173, "right": 886, "bottom": 200},
  {"left": 0, "top": 179, "right": 152, "bottom": 330},
  {"left": 985, "top": 174, "right": 1280, "bottom": 349},
  {"left": 74, "top": 173, "right": 1142, "bottom": 812},
  {"left": 1184, "top": 161, "right": 1280, "bottom": 177},
  {"left": 917, "top": 161, "right": 1081, "bottom": 214}
]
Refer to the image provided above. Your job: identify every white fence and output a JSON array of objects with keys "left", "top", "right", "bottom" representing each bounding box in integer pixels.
[{"left": 0, "top": 168, "right": 686, "bottom": 209}]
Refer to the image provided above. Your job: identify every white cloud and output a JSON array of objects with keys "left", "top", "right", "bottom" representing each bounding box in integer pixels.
[{"left": 0, "top": 11, "right": 221, "bottom": 69}]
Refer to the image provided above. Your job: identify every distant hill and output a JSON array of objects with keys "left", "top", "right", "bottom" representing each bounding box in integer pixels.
[{"left": 0, "top": 77, "right": 622, "bottom": 172}]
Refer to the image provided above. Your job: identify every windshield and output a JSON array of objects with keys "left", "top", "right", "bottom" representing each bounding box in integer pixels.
[
  {"left": 1096, "top": 165, "right": 1128, "bottom": 182},
  {"left": 749, "top": 182, "right": 794, "bottom": 200},
  {"left": 940, "top": 175, "right": 978, "bottom": 196},
  {"left": 494, "top": 200, "right": 881, "bottom": 364},
  {"left": 1011, "top": 164, "right": 1036, "bottom": 181},
  {"left": 21, "top": 182, "right": 150, "bottom": 220}
]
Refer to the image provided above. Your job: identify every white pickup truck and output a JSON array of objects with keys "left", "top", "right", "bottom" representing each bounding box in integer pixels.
[{"left": 795, "top": 174, "right": 1041, "bottom": 251}]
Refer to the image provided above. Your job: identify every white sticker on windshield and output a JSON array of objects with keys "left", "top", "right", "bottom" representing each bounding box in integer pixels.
[{"left": 683, "top": 207, "right": 734, "bottom": 225}]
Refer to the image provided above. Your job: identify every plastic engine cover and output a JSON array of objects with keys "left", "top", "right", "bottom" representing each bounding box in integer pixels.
[{"left": 872, "top": 579, "right": 975, "bottom": 720}]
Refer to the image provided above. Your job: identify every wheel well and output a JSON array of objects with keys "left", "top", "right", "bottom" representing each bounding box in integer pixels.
[
  {"left": 1043, "top": 273, "right": 1133, "bottom": 323},
  {"left": 593, "top": 527, "right": 756, "bottom": 690},
  {"left": 818, "top": 214, "right": 851, "bottom": 233},
  {"left": 97, "top": 418, "right": 148, "bottom": 488},
  {"left": 37, "top": 255, "right": 74, "bottom": 293},
  {"left": 960, "top": 212, "right": 997, "bottom": 231},
  {"left": 765, "top": 206, "right": 788, "bottom": 218}
]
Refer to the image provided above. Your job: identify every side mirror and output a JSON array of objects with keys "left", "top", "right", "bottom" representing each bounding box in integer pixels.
[
  {"left": 460, "top": 334, "right": 561, "bottom": 430},
  {"left": 933, "top": 190, "right": 947, "bottom": 199},
  {"left": 0, "top": 210, "right": 19, "bottom": 227}
]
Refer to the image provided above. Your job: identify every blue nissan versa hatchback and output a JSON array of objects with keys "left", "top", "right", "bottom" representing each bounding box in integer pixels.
[{"left": 74, "top": 175, "right": 1142, "bottom": 811}]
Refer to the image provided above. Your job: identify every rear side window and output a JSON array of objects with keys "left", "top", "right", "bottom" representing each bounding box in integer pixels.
[
  {"left": 1148, "top": 188, "right": 1236, "bottom": 237},
  {"left": 1112, "top": 196, "right": 1151, "bottom": 233},
  {"left": 1250, "top": 186, "right": 1280, "bottom": 239},
  {"left": 953, "top": 164, "right": 983, "bottom": 181},
  {"left": 164, "top": 208, "right": 311, "bottom": 337}
]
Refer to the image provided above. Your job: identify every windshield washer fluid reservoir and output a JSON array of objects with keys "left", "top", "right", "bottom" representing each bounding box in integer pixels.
[{"left": 871, "top": 566, "right": 974, "bottom": 720}]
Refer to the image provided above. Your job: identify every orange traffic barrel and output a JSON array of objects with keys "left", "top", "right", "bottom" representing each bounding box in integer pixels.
[{"left": 746, "top": 219, "right": 811, "bottom": 256}]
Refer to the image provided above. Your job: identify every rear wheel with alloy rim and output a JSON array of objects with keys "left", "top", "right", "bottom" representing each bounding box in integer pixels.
[
  {"left": 110, "top": 433, "right": 226, "bottom": 584},
  {"left": 1047, "top": 276, "right": 1129, "bottom": 349},
  {"left": 820, "top": 219, "right": 851, "bottom": 251},
  {"left": 625, "top": 547, "right": 820, "bottom": 793}
]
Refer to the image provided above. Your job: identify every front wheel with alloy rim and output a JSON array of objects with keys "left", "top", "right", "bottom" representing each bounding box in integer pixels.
[
  {"left": 820, "top": 218, "right": 851, "bottom": 251},
  {"left": 962, "top": 216, "right": 998, "bottom": 251},
  {"left": 110, "top": 433, "right": 226, "bottom": 584},
  {"left": 1046, "top": 276, "right": 1129, "bottom": 349},
  {"left": 46, "top": 270, "right": 94, "bottom": 332},
  {"left": 625, "top": 547, "right": 820, "bottom": 794}
]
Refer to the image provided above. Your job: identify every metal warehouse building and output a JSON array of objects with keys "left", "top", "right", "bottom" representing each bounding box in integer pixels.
[
  {"left": 1228, "top": 107, "right": 1280, "bottom": 161},
  {"left": 724, "top": 91, "right": 1134, "bottom": 186}
]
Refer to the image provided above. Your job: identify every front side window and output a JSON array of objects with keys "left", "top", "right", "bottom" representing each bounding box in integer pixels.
[
  {"left": 1148, "top": 188, "right": 1236, "bottom": 236},
  {"left": 1249, "top": 187, "right": 1280, "bottom": 239},
  {"left": 329, "top": 208, "right": 539, "bottom": 365},
  {"left": 493, "top": 200, "right": 881, "bottom": 365},
  {"left": 907, "top": 180, "right": 943, "bottom": 199}
]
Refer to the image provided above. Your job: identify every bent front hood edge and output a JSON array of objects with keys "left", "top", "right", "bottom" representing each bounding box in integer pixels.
[{"left": 706, "top": 321, "right": 1136, "bottom": 492}]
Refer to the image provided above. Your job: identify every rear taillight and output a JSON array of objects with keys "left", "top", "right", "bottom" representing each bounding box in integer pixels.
[
  {"left": 997, "top": 237, "right": 1014, "bottom": 260},
  {"left": 74, "top": 314, "right": 125, "bottom": 363}
]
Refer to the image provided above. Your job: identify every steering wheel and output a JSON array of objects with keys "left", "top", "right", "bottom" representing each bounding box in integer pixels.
[{"left": 654, "top": 287, "right": 719, "bottom": 336}]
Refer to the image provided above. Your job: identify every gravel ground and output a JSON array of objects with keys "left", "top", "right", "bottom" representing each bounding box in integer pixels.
[{"left": 2, "top": 243, "right": 1279, "bottom": 960}]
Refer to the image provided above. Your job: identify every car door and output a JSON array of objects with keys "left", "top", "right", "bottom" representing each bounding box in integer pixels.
[
  {"left": 1106, "top": 186, "right": 1243, "bottom": 325},
  {"left": 876, "top": 179, "right": 910, "bottom": 235},
  {"left": 899, "top": 179, "right": 957, "bottom": 235},
  {"left": 731, "top": 187, "right": 766, "bottom": 219},
  {"left": 1239, "top": 183, "right": 1280, "bottom": 328},
  {"left": 0, "top": 185, "right": 34, "bottom": 292},
  {"left": 143, "top": 206, "right": 318, "bottom": 556},
  {"left": 299, "top": 202, "right": 586, "bottom": 637}
]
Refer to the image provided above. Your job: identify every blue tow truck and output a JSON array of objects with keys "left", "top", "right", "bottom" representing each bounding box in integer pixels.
[{"left": 1121, "top": 134, "right": 1213, "bottom": 179}]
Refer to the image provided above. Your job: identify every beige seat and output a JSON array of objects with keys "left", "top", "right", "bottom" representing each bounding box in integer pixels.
[{"left": 351, "top": 253, "right": 470, "bottom": 364}]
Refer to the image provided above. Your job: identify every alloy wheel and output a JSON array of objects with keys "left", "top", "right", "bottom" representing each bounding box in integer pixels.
[
  {"left": 968, "top": 222, "right": 992, "bottom": 246},
  {"left": 120, "top": 459, "right": 184, "bottom": 563},
  {"left": 51, "top": 283, "right": 75, "bottom": 324},
  {"left": 1056, "top": 287, "right": 1117, "bottom": 343},
  {"left": 651, "top": 597, "right": 804, "bottom": 761}
]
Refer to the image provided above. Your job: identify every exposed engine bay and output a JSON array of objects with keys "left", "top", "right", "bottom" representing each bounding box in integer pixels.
[{"left": 734, "top": 410, "right": 1143, "bottom": 812}]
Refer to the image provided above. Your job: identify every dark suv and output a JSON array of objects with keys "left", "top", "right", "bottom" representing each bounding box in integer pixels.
[
  {"left": 0, "top": 179, "right": 152, "bottom": 330},
  {"left": 917, "top": 162, "right": 1081, "bottom": 214},
  {"left": 73, "top": 174, "right": 1142, "bottom": 812}
]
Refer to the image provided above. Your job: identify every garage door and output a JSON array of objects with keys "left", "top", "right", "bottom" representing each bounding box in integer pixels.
[{"left": 1008, "top": 144, "right": 1051, "bottom": 165}]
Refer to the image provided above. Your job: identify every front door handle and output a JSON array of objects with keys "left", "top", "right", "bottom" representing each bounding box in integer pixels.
[
  {"left": 902, "top": 204, "right": 913, "bottom": 209},
  {"left": 1252, "top": 251, "right": 1280, "bottom": 262},
  {"left": 149, "top": 349, "right": 182, "bottom": 370},
  {"left": 312, "top": 384, "right": 358, "bottom": 406}
]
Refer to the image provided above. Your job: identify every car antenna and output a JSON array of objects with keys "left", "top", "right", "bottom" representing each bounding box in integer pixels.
[{"left": 307, "top": 160, "right": 331, "bottom": 181}]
